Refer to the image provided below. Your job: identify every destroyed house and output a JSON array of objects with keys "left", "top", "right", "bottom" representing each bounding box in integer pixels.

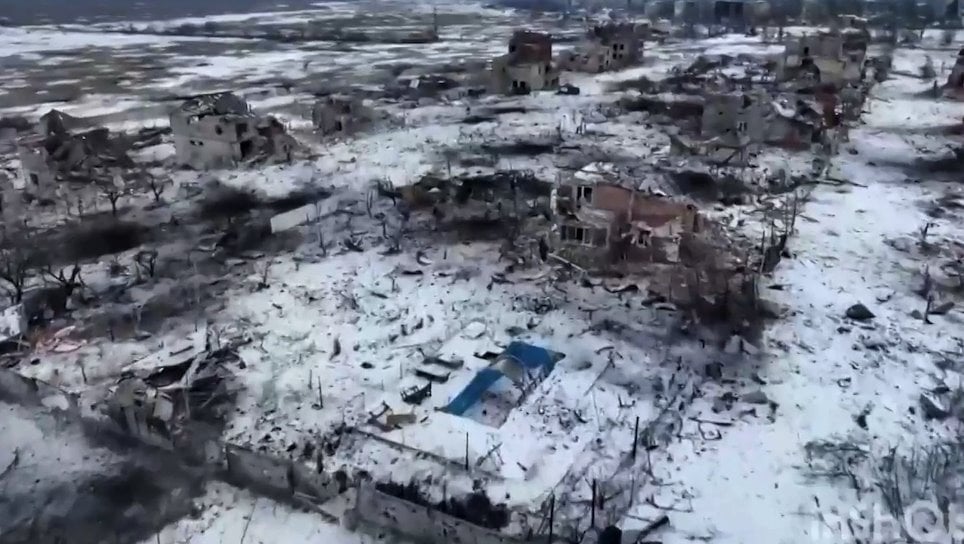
[
  {"left": 700, "top": 92, "right": 766, "bottom": 151},
  {"left": 673, "top": 0, "right": 763, "bottom": 27},
  {"left": 781, "top": 31, "right": 864, "bottom": 88},
  {"left": 559, "top": 23, "right": 642, "bottom": 73},
  {"left": 311, "top": 94, "right": 374, "bottom": 136},
  {"left": 38, "top": 109, "right": 86, "bottom": 137},
  {"left": 104, "top": 345, "right": 239, "bottom": 458},
  {"left": 492, "top": 30, "right": 560, "bottom": 95},
  {"left": 674, "top": 0, "right": 704, "bottom": 23},
  {"left": 841, "top": 28, "right": 869, "bottom": 72},
  {"left": 712, "top": 0, "right": 749, "bottom": 27},
  {"left": 16, "top": 122, "right": 132, "bottom": 197},
  {"left": 508, "top": 30, "right": 552, "bottom": 63},
  {"left": 764, "top": 98, "right": 827, "bottom": 150},
  {"left": 0, "top": 174, "right": 19, "bottom": 223},
  {"left": 551, "top": 181, "right": 702, "bottom": 267},
  {"left": 700, "top": 92, "right": 829, "bottom": 153},
  {"left": 647, "top": 0, "right": 677, "bottom": 21},
  {"left": 836, "top": 14, "right": 869, "bottom": 30},
  {"left": 401, "top": 170, "right": 552, "bottom": 227},
  {"left": 170, "top": 92, "right": 295, "bottom": 169}
]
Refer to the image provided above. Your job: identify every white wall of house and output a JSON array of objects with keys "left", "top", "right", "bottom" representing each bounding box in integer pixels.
[
  {"left": 172, "top": 134, "right": 243, "bottom": 170},
  {"left": 16, "top": 145, "right": 56, "bottom": 198},
  {"left": 170, "top": 113, "right": 258, "bottom": 169}
]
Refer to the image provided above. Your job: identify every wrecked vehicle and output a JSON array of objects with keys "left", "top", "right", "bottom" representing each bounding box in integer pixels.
[{"left": 557, "top": 83, "right": 581, "bottom": 96}]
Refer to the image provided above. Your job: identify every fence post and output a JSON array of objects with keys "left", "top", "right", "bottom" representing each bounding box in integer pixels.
[
  {"left": 632, "top": 416, "right": 640, "bottom": 459},
  {"left": 548, "top": 494, "right": 555, "bottom": 544}
]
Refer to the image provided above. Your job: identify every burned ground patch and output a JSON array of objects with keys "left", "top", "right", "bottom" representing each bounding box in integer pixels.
[
  {"left": 57, "top": 220, "right": 150, "bottom": 263},
  {"left": 0, "top": 404, "right": 206, "bottom": 544},
  {"left": 196, "top": 184, "right": 332, "bottom": 220},
  {"left": 375, "top": 480, "right": 510, "bottom": 530}
]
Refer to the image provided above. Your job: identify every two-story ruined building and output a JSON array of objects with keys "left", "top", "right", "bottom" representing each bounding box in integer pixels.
[
  {"left": 491, "top": 30, "right": 560, "bottom": 95},
  {"left": 550, "top": 179, "right": 702, "bottom": 268},
  {"left": 673, "top": 0, "right": 768, "bottom": 28},
  {"left": 700, "top": 92, "right": 767, "bottom": 158},
  {"left": 558, "top": 23, "right": 643, "bottom": 73},
  {"left": 15, "top": 112, "right": 132, "bottom": 200},
  {"left": 781, "top": 30, "right": 867, "bottom": 89},
  {"left": 311, "top": 94, "right": 376, "bottom": 137},
  {"left": 170, "top": 92, "right": 296, "bottom": 169},
  {"left": 699, "top": 91, "right": 834, "bottom": 157}
]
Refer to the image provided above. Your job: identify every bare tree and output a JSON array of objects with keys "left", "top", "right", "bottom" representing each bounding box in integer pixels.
[
  {"left": 100, "top": 172, "right": 128, "bottom": 217},
  {"left": 147, "top": 173, "right": 170, "bottom": 204},
  {"left": 41, "top": 262, "right": 85, "bottom": 301},
  {"left": 0, "top": 228, "right": 37, "bottom": 304},
  {"left": 876, "top": 441, "right": 964, "bottom": 530}
]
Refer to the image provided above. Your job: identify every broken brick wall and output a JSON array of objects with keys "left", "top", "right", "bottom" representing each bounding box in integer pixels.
[
  {"left": 350, "top": 482, "right": 524, "bottom": 544},
  {"left": 224, "top": 443, "right": 340, "bottom": 503},
  {"left": 508, "top": 31, "right": 552, "bottom": 63},
  {"left": 590, "top": 183, "right": 633, "bottom": 221},
  {"left": 629, "top": 198, "right": 698, "bottom": 233}
]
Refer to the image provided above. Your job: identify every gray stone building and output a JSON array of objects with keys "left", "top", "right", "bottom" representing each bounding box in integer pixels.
[
  {"left": 170, "top": 92, "right": 296, "bottom": 170},
  {"left": 0, "top": 173, "right": 22, "bottom": 224},
  {"left": 700, "top": 92, "right": 767, "bottom": 159},
  {"left": 672, "top": 0, "right": 767, "bottom": 28},
  {"left": 558, "top": 23, "right": 643, "bottom": 73},
  {"left": 699, "top": 92, "right": 829, "bottom": 156},
  {"left": 780, "top": 30, "right": 867, "bottom": 89},
  {"left": 15, "top": 117, "right": 131, "bottom": 200},
  {"left": 16, "top": 137, "right": 57, "bottom": 199},
  {"left": 551, "top": 178, "right": 703, "bottom": 269},
  {"left": 491, "top": 30, "right": 560, "bottom": 95},
  {"left": 311, "top": 94, "right": 375, "bottom": 137}
]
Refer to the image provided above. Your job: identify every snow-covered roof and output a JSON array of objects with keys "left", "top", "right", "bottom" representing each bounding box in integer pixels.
[{"left": 179, "top": 92, "right": 254, "bottom": 118}]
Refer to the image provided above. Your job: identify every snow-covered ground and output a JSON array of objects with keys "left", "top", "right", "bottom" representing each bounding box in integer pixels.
[
  {"left": 639, "top": 44, "right": 964, "bottom": 544},
  {"left": 0, "top": 0, "right": 524, "bottom": 119},
  {"left": 1, "top": 401, "right": 205, "bottom": 544},
  {"left": 3, "top": 2, "right": 963, "bottom": 541},
  {"left": 141, "top": 482, "right": 390, "bottom": 544}
]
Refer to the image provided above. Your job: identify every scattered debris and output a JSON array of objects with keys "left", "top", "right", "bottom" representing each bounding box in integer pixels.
[
  {"left": 845, "top": 303, "right": 875, "bottom": 321},
  {"left": 741, "top": 389, "right": 770, "bottom": 405},
  {"left": 920, "top": 393, "right": 951, "bottom": 420}
]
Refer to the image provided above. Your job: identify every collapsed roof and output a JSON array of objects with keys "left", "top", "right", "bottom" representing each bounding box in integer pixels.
[
  {"left": 20, "top": 113, "right": 134, "bottom": 177},
  {"left": 39, "top": 109, "right": 85, "bottom": 137},
  {"left": 178, "top": 92, "right": 254, "bottom": 119}
]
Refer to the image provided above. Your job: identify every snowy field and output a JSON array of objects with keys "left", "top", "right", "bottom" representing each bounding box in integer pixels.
[
  {"left": 0, "top": 1, "right": 522, "bottom": 118},
  {"left": 141, "top": 482, "right": 389, "bottom": 544}
]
